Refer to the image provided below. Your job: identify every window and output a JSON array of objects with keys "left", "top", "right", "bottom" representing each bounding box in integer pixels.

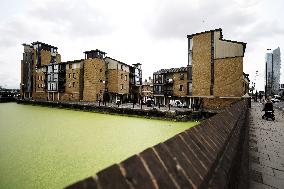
[
  {"left": 188, "top": 83, "right": 192, "bottom": 95},
  {"left": 69, "top": 73, "right": 71, "bottom": 78},
  {"left": 125, "top": 75, "right": 127, "bottom": 81},
  {"left": 53, "top": 74, "right": 58, "bottom": 82},
  {"left": 72, "top": 82, "right": 75, "bottom": 87},
  {"left": 100, "top": 69, "right": 102, "bottom": 72},
  {"left": 188, "top": 37, "right": 193, "bottom": 65},
  {"left": 120, "top": 84, "right": 124, "bottom": 90},
  {"left": 48, "top": 66, "right": 52, "bottom": 73},
  {"left": 41, "top": 84, "right": 44, "bottom": 88},
  {"left": 38, "top": 76, "right": 40, "bottom": 80},
  {"left": 189, "top": 38, "right": 193, "bottom": 50},
  {"left": 100, "top": 80, "right": 102, "bottom": 83},
  {"left": 54, "top": 64, "right": 58, "bottom": 72},
  {"left": 121, "top": 74, "right": 123, "bottom": 79},
  {"left": 121, "top": 65, "right": 123, "bottom": 70},
  {"left": 180, "top": 73, "right": 184, "bottom": 80},
  {"left": 179, "top": 85, "right": 183, "bottom": 91},
  {"left": 73, "top": 73, "right": 76, "bottom": 79},
  {"left": 68, "top": 83, "right": 71, "bottom": 88},
  {"left": 38, "top": 84, "right": 40, "bottom": 88},
  {"left": 69, "top": 64, "right": 72, "bottom": 69}
]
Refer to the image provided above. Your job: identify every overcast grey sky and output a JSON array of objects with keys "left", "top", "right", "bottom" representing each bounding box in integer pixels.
[{"left": 0, "top": 0, "right": 283, "bottom": 90}]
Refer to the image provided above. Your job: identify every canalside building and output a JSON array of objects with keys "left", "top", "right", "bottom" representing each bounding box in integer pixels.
[
  {"left": 20, "top": 42, "right": 142, "bottom": 102},
  {"left": 153, "top": 67, "right": 189, "bottom": 106},
  {"left": 187, "top": 28, "right": 248, "bottom": 108},
  {"left": 152, "top": 28, "right": 249, "bottom": 109},
  {"left": 141, "top": 77, "right": 153, "bottom": 102}
]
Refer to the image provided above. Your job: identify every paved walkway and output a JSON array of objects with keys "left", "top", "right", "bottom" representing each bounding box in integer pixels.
[{"left": 249, "top": 102, "right": 284, "bottom": 189}]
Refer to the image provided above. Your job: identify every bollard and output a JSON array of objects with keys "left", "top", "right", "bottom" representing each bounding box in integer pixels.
[{"left": 99, "top": 100, "right": 101, "bottom": 106}]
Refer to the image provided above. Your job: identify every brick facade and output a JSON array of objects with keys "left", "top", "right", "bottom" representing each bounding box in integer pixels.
[
  {"left": 173, "top": 72, "right": 188, "bottom": 97},
  {"left": 83, "top": 58, "right": 105, "bottom": 101},
  {"left": 56, "top": 54, "right": 61, "bottom": 64},
  {"left": 190, "top": 29, "right": 246, "bottom": 99},
  {"left": 107, "top": 70, "right": 118, "bottom": 94},
  {"left": 192, "top": 32, "right": 212, "bottom": 96},
  {"left": 141, "top": 84, "right": 153, "bottom": 98},
  {"left": 34, "top": 70, "right": 46, "bottom": 93},
  {"left": 188, "top": 29, "right": 247, "bottom": 109},
  {"left": 214, "top": 57, "right": 243, "bottom": 97},
  {"left": 62, "top": 61, "right": 84, "bottom": 101},
  {"left": 202, "top": 97, "right": 241, "bottom": 109},
  {"left": 40, "top": 49, "right": 52, "bottom": 66}
]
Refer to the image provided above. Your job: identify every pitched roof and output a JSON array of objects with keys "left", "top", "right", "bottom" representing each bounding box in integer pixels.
[
  {"left": 187, "top": 28, "right": 222, "bottom": 38},
  {"left": 187, "top": 28, "right": 246, "bottom": 46},
  {"left": 104, "top": 56, "right": 130, "bottom": 67}
]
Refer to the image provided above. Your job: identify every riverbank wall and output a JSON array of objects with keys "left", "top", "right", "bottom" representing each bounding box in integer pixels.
[
  {"left": 17, "top": 99, "right": 217, "bottom": 121},
  {"left": 0, "top": 97, "right": 16, "bottom": 103},
  {"left": 65, "top": 99, "right": 250, "bottom": 189}
]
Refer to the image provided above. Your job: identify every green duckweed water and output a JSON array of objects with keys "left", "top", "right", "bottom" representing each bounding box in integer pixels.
[{"left": 0, "top": 103, "right": 197, "bottom": 189}]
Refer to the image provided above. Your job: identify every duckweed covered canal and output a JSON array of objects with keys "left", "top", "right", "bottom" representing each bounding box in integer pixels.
[{"left": 0, "top": 103, "right": 197, "bottom": 189}]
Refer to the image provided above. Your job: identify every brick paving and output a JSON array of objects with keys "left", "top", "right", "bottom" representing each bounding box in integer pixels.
[{"left": 249, "top": 102, "right": 284, "bottom": 189}]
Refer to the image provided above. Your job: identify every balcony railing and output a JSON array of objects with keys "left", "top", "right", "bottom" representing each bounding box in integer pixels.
[{"left": 153, "top": 90, "right": 163, "bottom": 95}]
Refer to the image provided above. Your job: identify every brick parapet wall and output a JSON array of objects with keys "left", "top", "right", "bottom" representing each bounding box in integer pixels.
[
  {"left": 203, "top": 97, "right": 241, "bottom": 109},
  {"left": 64, "top": 99, "right": 250, "bottom": 189}
]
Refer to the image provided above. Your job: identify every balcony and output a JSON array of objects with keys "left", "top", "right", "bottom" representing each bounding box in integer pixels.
[
  {"left": 164, "top": 90, "right": 173, "bottom": 97},
  {"left": 165, "top": 78, "right": 173, "bottom": 84},
  {"left": 153, "top": 90, "right": 163, "bottom": 96}
]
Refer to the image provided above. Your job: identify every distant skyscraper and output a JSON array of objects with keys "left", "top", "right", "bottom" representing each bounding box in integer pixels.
[{"left": 265, "top": 47, "right": 281, "bottom": 95}]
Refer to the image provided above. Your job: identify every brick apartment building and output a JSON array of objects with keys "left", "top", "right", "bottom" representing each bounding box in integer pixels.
[
  {"left": 141, "top": 77, "right": 153, "bottom": 102},
  {"left": 104, "top": 57, "right": 130, "bottom": 103},
  {"left": 20, "top": 42, "right": 142, "bottom": 103},
  {"left": 187, "top": 28, "right": 248, "bottom": 108},
  {"left": 153, "top": 67, "right": 188, "bottom": 106},
  {"left": 152, "top": 28, "right": 249, "bottom": 109}
]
